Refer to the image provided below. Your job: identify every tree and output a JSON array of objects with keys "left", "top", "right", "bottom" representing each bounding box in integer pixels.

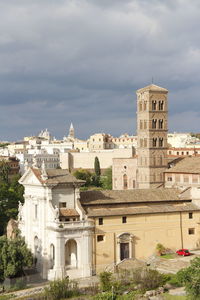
[
  {"left": 0, "top": 161, "right": 11, "bottom": 184},
  {"left": 177, "top": 257, "right": 200, "bottom": 299},
  {"left": 94, "top": 157, "right": 101, "bottom": 177},
  {"left": 101, "top": 167, "right": 112, "bottom": 190},
  {"left": 93, "top": 157, "right": 101, "bottom": 187},
  {"left": 0, "top": 235, "right": 33, "bottom": 280},
  {"left": 73, "top": 169, "right": 92, "bottom": 186}
]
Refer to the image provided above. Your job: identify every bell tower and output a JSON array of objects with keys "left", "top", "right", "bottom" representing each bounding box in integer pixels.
[{"left": 136, "top": 84, "right": 168, "bottom": 188}]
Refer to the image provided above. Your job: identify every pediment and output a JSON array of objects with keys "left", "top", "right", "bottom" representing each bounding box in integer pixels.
[{"left": 19, "top": 168, "right": 42, "bottom": 186}]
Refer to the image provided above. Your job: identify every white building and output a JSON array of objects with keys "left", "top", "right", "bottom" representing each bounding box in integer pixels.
[{"left": 18, "top": 166, "right": 94, "bottom": 280}]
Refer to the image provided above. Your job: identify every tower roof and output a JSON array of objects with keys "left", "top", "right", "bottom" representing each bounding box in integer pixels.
[{"left": 137, "top": 84, "right": 168, "bottom": 93}]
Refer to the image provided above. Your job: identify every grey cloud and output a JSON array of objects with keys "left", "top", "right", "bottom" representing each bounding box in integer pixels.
[{"left": 0, "top": 0, "right": 200, "bottom": 140}]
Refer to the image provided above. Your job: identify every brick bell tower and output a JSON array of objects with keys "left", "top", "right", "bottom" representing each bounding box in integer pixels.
[{"left": 136, "top": 84, "right": 168, "bottom": 188}]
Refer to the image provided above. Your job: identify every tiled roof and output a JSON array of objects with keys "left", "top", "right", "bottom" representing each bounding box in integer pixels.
[
  {"left": 86, "top": 203, "right": 200, "bottom": 217},
  {"left": 165, "top": 157, "right": 200, "bottom": 174},
  {"left": 137, "top": 84, "right": 168, "bottom": 93},
  {"left": 31, "top": 168, "right": 85, "bottom": 185},
  {"left": 59, "top": 208, "right": 79, "bottom": 217},
  {"left": 80, "top": 188, "right": 189, "bottom": 205}
]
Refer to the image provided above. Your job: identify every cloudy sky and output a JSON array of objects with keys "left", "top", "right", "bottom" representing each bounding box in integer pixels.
[{"left": 1, "top": 0, "right": 200, "bottom": 141}]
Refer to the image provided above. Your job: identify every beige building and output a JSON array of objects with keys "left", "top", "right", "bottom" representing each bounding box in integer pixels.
[
  {"left": 164, "top": 156, "right": 200, "bottom": 189},
  {"left": 112, "top": 157, "right": 137, "bottom": 190},
  {"left": 81, "top": 188, "right": 200, "bottom": 272}
]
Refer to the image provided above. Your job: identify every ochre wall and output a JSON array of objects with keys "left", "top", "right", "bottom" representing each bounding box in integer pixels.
[{"left": 93, "top": 211, "right": 200, "bottom": 272}]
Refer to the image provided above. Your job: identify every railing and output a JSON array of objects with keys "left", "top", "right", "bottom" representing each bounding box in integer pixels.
[{"left": 47, "top": 219, "right": 94, "bottom": 230}]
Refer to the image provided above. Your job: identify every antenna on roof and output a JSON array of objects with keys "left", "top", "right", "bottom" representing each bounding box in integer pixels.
[{"left": 151, "top": 77, "right": 154, "bottom": 84}]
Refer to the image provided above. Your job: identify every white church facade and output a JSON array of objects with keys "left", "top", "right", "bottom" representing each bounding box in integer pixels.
[{"left": 18, "top": 165, "right": 94, "bottom": 280}]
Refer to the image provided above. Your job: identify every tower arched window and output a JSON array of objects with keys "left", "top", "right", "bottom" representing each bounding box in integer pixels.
[
  {"left": 139, "top": 102, "right": 142, "bottom": 111},
  {"left": 159, "top": 138, "right": 163, "bottom": 147},
  {"left": 140, "top": 120, "right": 143, "bottom": 129},
  {"left": 153, "top": 138, "right": 157, "bottom": 147},
  {"left": 159, "top": 101, "right": 164, "bottom": 110},
  {"left": 159, "top": 120, "right": 163, "bottom": 129},
  {"left": 152, "top": 119, "right": 157, "bottom": 129},
  {"left": 152, "top": 101, "right": 157, "bottom": 110}
]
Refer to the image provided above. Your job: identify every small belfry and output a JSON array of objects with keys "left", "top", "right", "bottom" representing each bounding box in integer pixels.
[
  {"left": 68, "top": 123, "right": 75, "bottom": 139},
  {"left": 136, "top": 84, "right": 168, "bottom": 188}
]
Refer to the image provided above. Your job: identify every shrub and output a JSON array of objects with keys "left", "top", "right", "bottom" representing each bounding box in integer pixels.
[
  {"left": 44, "top": 277, "right": 80, "bottom": 300},
  {"left": 132, "top": 267, "right": 166, "bottom": 291},
  {"left": 93, "top": 291, "right": 116, "bottom": 300},
  {"left": 99, "top": 272, "right": 113, "bottom": 292},
  {"left": 156, "top": 243, "right": 166, "bottom": 255}
]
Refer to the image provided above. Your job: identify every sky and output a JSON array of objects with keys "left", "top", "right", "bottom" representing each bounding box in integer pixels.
[{"left": 1, "top": 0, "right": 200, "bottom": 141}]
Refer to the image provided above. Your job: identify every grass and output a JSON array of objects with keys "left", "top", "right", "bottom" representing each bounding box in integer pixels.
[
  {"left": 163, "top": 294, "right": 186, "bottom": 300},
  {"left": 161, "top": 254, "right": 176, "bottom": 259}
]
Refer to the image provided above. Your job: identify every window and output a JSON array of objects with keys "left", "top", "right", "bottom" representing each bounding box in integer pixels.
[
  {"left": 144, "top": 138, "right": 147, "bottom": 147},
  {"left": 159, "top": 138, "right": 163, "bottom": 147},
  {"left": 181, "top": 152, "right": 184, "bottom": 155},
  {"left": 188, "top": 228, "right": 195, "bottom": 235},
  {"left": 153, "top": 138, "right": 157, "bottom": 147},
  {"left": 139, "top": 102, "right": 142, "bottom": 111},
  {"left": 122, "top": 216, "right": 127, "bottom": 223},
  {"left": 123, "top": 174, "right": 128, "bottom": 190},
  {"left": 140, "top": 139, "right": 143, "bottom": 147},
  {"left": 59, "top": 202, "right": 66, "bottom": 208},
  {"left": 99, "top": 218, "right": 103, "bottom": 225},
  {"left": 159, "top": 120, "right": 163, "bottom": 129},
  {"left": 186, "top": 152, "right": 189, "bottom": 155},
  {"left": 183, "top": 175, "right": 189, "bottom": 183},
  {"left": 159, "top": 101, "right": 164, "bottom": 110},
  {"left": 140, "top": 120, "right": 143, "bottom": 129},
  {"left": 152, "top": 119, "right": 157, "bottom": 129},
  {"left": 35, "top": 204, "right": 38, "bottom": 219},
  {"left": 133, "top": 180, "right": 136, "bottom": 188},
  {"left": 97, "top": 235, "right": 104, "bottom": 242},
  {"left": 144, "top": 101, "right": 147, "bottom": 110},
  {"left": 167, "top": 174, "right": 173, "bottom": 181},
  {"left": 189, "top": 212, "right": 193, "bottom": 219},
  {"left": 144, "top": 120, "right": 147, "bottom": 129},
  {"left": 152, "top": 100, "right": 157, "bottom": 110}
]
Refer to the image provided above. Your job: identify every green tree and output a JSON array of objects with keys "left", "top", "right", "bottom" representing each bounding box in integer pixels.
[
  {"left": 94, "top": 157, "right": 101, "bottom": 177},
  {"left": 101, "top": 167, "right": 112, "bottom": 190},
  {"left": 73, "top": 169, "right": 92, "bottom": 186},
  {"left": 177, "top": 257, "right": 200, "bottom": 299},
  {"left": 0, "top": 161, "right": 11, "bottom": 184},
  {"left": 0, "top": 235, "right": 33, "bottom": 280}
]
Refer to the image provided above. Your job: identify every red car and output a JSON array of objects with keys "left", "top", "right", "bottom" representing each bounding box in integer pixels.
[{"left": 176, "top": 249, "right": 191, "bottom": 256}]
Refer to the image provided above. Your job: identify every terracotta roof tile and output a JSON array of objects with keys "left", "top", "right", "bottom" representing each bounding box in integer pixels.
[
  {"left": 59, "top": 208, "right": 79, "bottom": 217},
  {"left": 165, "top": 157, "right": 200, "bottom": 174}
]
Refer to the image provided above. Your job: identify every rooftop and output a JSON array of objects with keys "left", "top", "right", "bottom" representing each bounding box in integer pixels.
[
  {"left": 80, "top": 188, "right": 188, "bottom": 205},
  {"left": 136, "top": 84, "right": 168, "bottom": 93},
  {"left": 165, "top": 156, "right": 200, "bottom": 174}
]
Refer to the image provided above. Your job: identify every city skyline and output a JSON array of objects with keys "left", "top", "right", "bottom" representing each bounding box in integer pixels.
[{"left": 1, "top": 0, "right": 200, "bottom": 141}]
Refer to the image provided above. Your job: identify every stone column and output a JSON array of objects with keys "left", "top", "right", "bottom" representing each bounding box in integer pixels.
[{"left": 54, "top": 233, "right": 65, "bottom": 279}]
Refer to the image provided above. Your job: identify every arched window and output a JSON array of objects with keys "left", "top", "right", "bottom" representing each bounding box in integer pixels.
[
  {"left": 123, "top": 174, "right": 128, "bottom": 190},
  {"left": 153, "top": 138, "right": 157, "bottom": 147},
  {"left": 152, "top": 119, "right": 157, "bottom": 129},
  {"left": 159, "top": 138, "right": 163, "bottom": 147},
  {"left": 50, "top": 244, "right": 55, "bottom": 269},
  {"left": 159, "top": 101, "right": 164, "bottom": 110},
  {"left": 152, "top": 100, "right": 157, "bottom": 110},
  {"left": 159, "top": 120, "right": 163, "bottom": 129}
]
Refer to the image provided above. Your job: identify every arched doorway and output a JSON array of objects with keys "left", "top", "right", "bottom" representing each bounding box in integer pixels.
[
  {"left": 65, "top": 240, "right": 77, "bottom": 269},
  {"left": 117, "top": 233, "right": 133, "bottom": 261}
]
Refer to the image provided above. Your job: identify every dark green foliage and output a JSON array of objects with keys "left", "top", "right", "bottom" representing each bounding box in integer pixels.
[
  {"left": 177, "top": 257, "right": 200, "bottom": 299},
  {"left": 163, "top": 273, "right": 183, "bottom": 287},
  {"left": 73, "top": 169, "right": 92, "bottom": 186},
  {"left": 0, "top": 161, "right": 10, "bottom": 185},
  {"left": 93, "top": 291, "right": 117, "bottom": 300},
  {"left": 0, "top": 174, "right": 24, "bottom": 235},
  {"left": 0, "top": 236, "right": 33, "bottom": 281},
  {"left": 44, "top": 277, "right": 80, "bottom": 300},
  {"left": 94, "top": 157, "right": 101, "bottom": 177},
  {"left": 101, "top": 167, "right": 112, "bottom": 190}
]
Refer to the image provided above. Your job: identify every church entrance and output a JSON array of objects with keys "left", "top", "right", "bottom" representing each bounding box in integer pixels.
[
  {"left": 65, "top": 240, "right": 77, "bottom": 269},
  {"left": 120, "top": 243, "right": 129, "bottom": 260}
]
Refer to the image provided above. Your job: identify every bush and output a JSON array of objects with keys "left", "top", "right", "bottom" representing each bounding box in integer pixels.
[
  {"left": 93, "top": 291, "right": 116, "bottom": 300},
  {"left": 163, "top": 273, "right": 183, "bottom": 287},
  {"left": 132, "top": 267, "right": 166, "bottom": 291},
  {"left": 99, "top": 272, "right": 113, "bottom": 292},
  {"left": 44, "top": 277, "right": 80, "bottom": 300},
  {"left": 156, "top": 243, "right": 166, "bottom": 255}
]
